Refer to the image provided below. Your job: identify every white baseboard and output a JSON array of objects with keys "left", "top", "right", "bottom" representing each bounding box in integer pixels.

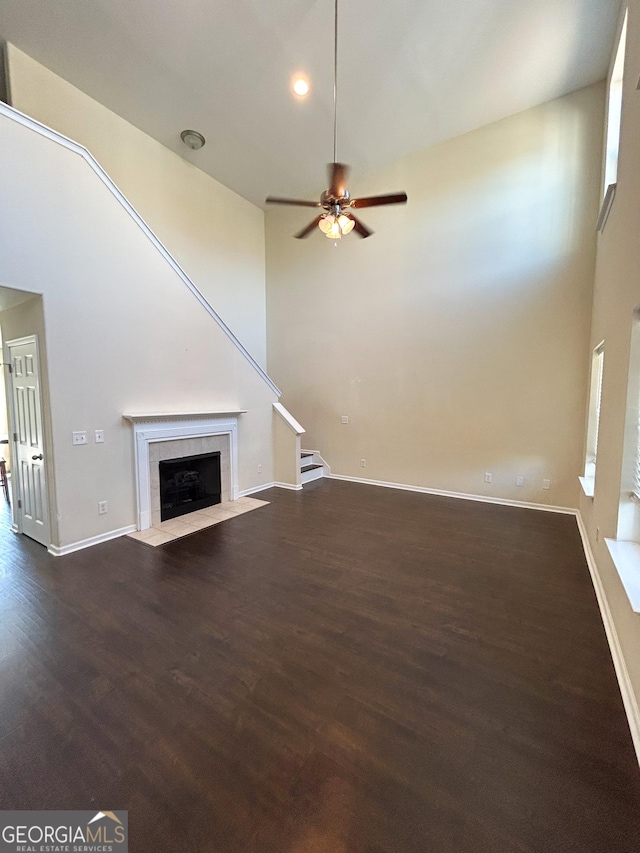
[
  {"left": 238, "top": 482, "right": 276, "bottom": 497},
  {"left": 576, "top": 512, "right": 640, "bottom": 767},
  {"left": 239, "top": 481, "right": 302, "bottom": 496},
  {"left": 48, "top": 524, "right": 137, "bottom": 556},
  {"left": 325, "top": 473, "right": 577, "bottom": 514}
]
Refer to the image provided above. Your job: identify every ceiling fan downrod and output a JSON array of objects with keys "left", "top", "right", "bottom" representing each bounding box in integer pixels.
[
  {"left": 264, "top": 0, "right": 408, "bottom": 240},
  {"left": 333, "top": 0, "right": 338, "bottom": 166}
]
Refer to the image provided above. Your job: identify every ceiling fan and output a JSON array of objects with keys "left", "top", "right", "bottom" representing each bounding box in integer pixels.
[{"left": 266, "top": 0, "right": 407, "bottom": 240}]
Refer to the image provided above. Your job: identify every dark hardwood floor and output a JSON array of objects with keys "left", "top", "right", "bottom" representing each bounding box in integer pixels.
[{"left": 0, "top": 479, "right": 639, "bottom": 852}]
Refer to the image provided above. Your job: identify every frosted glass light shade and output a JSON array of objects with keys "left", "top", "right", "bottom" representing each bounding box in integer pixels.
[
  {"left": 319, "top": 215, "right": 334, "bottom": 234},
  {"left": 319, "top": 212, "right": 354, "bottom": 239},
  {"left": 338, "top": 214, "right": 354, "bottom": 234}
]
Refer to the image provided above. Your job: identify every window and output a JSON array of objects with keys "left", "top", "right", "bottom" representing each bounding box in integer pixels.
[
  {"left": 605, "top": 314, "right": 640, "bottom": 614},
  {"left": 617, "top": 314, "right": 640, "bottom": 541},
  {"left": 604, "top": 10, "right": 627, "bottom": 191},
  {"left": 580, "top": 343, "right": 604, "bottom": 496},
  {"left": 597, "top": 9, "right": 627, "bottom": 231},
  {"left": 634, "top": 412, "right": 640, "bottom": 501}
]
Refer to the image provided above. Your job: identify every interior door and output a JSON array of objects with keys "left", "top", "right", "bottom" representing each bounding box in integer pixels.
[{"left": 6, "top": 336, "right": 50, "bottom": 547}]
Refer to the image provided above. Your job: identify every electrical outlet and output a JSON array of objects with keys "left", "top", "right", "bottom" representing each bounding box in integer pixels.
[
  {"left": 341, "top": 415, "right": 349, "bottom": 424},
  {"left": 72, "top": 431, "right": 87, "bottom": 445},
  {"left": 515, "top": 475, "right": 524, "bottom": 487},
  {"left": 542, "top": 479, "right": 551, "bottom": 490},
  {"left": 98, "top": 501, "right": 108, "bottom": 515},
  {"left": 360, "top": 459, "right": 366, "bottom": 468},
  {"left": 95, "top": 429, "right": 104, "bottom": 444},
  {"left": 484, "top": 472, "right": 492, "bottom": 484}
]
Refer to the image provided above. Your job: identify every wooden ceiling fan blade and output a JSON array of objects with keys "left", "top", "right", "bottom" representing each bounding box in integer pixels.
[
  {"left": 348, "top": 214, "right": 372, "bottom": 238},
  {"left": 266, "top": 197, "right": 322, "bottom": 207},
  {"left": 328, "top": 163, "right": 349, "bottom": 197},
  {"left": 351, "top": 192, "right": 408, "bottom": 208},
  {"left": 294, "top": 216, "right": 323, "bottom": 239}
]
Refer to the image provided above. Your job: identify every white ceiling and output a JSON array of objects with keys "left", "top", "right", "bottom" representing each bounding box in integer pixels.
[{"left": 0, "top": 0, "right": 622, "bottom": 207}]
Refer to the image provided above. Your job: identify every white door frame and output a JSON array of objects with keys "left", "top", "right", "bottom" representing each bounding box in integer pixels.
[{"left": 5, "top": 334, "right": 51, "bottom": 546}]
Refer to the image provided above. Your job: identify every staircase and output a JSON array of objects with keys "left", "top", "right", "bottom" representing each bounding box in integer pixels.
[
  {"left": 300, "top": 450, "right": 325, "bottom": 484},
  {"left": 272, "top": 403, "right": 329, "bottom": 489}
]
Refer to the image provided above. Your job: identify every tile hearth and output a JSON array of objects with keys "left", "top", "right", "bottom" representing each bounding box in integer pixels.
[{"left": 127, "top": 496, "right": 268, "bottom": 547}]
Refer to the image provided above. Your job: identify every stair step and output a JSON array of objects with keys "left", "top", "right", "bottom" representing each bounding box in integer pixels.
[
  {"left": 301, "top": 452, "right": 313, "bottom": 460},
  {"left": 301, "top": 464, "right": 324, "bottom": 484}
]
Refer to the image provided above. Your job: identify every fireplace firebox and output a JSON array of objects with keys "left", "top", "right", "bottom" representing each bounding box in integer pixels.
[{"left": 159, "top": 451, "right": 221, "bottom": 521}]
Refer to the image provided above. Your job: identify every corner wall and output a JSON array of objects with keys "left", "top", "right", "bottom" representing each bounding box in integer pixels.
[{"left": 266, "top": 85, "right": 604, "bottom": 508}]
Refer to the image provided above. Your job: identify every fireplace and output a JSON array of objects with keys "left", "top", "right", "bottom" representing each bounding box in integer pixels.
[
  {"left": 159, "top": 451, "right": 221, "bottom": 521},
  {"left": 124, "top": 413, "right": 243, "bottom": 531},
  {"left": 149, "top": 433, "right": 230, "bottom": 526}
]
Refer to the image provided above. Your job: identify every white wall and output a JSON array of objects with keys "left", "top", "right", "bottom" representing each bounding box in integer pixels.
[
  {"left": 266, "top": 85, "right": 603, "bottom": 508},
  {"left": 6, "top": 44, "right": 268, "bottom": 366},
  {"left": 0, "top": 109, "right": 277, "bottom": 549},
  {"left": 579, "top": 0, "right": 640, "bottom": 742}
]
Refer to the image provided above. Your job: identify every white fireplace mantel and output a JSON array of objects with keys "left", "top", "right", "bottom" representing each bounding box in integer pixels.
[
  {"left": 123, "top": 410, "right": 246, "bottom": 423},
  {"left": 124, "top": 412, "right": 244, "bottom": 530}
]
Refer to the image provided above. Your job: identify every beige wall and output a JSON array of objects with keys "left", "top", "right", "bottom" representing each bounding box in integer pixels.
[
  {"left": 266, "top": 84, "right": 603, "bottom": 508},
  {"left": 6, "top": 44, "right": 267, "bottom": 366},
  {"left": 579, "top": 1, "right": 640, "bottom": 734},
  {"left": 0, "top": 110, "right": 276, "bottom": 549}
]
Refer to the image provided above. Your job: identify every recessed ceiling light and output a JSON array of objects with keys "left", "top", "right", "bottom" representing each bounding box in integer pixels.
[
  {"left": 293, "top": 78, "right": 310, "bottom": 97},
  {"left": 180, "top": 129, "right": 205, "bottom": 150}
]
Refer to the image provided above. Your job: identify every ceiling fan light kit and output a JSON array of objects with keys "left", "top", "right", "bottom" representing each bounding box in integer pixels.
[
  {"left": 318, "top": 211, "right": 355, "bottom": 239},
  {"left": 266, "top": 0, "right": 407, "bottom": 240}
]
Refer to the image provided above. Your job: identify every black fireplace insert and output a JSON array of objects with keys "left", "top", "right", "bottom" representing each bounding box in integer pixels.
[{"left": 159, "top": 451, "right": 221, "bottom": 521}]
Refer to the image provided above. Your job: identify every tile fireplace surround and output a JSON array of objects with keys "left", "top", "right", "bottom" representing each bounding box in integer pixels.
[
  {"left": 123, "top": 412, "right": 246, "bottom": 531},
  {"left": 150, "top": 435, "right": 229, "bottom": 526}
]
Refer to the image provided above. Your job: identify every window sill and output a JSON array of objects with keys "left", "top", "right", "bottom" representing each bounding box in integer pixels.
[
  {"left": 579, "top": 476, "right": 595, "bottom": 498},
  {"left": 596, "top": 182, "right": 616, "bottom": 232},
  {"left": 605, "top": 539, "right": 640, "bottom": 613}
]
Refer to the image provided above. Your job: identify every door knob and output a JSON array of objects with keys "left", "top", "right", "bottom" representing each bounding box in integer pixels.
[{"left": 32, "top": 454, "right": 43, "bottom": 461}]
